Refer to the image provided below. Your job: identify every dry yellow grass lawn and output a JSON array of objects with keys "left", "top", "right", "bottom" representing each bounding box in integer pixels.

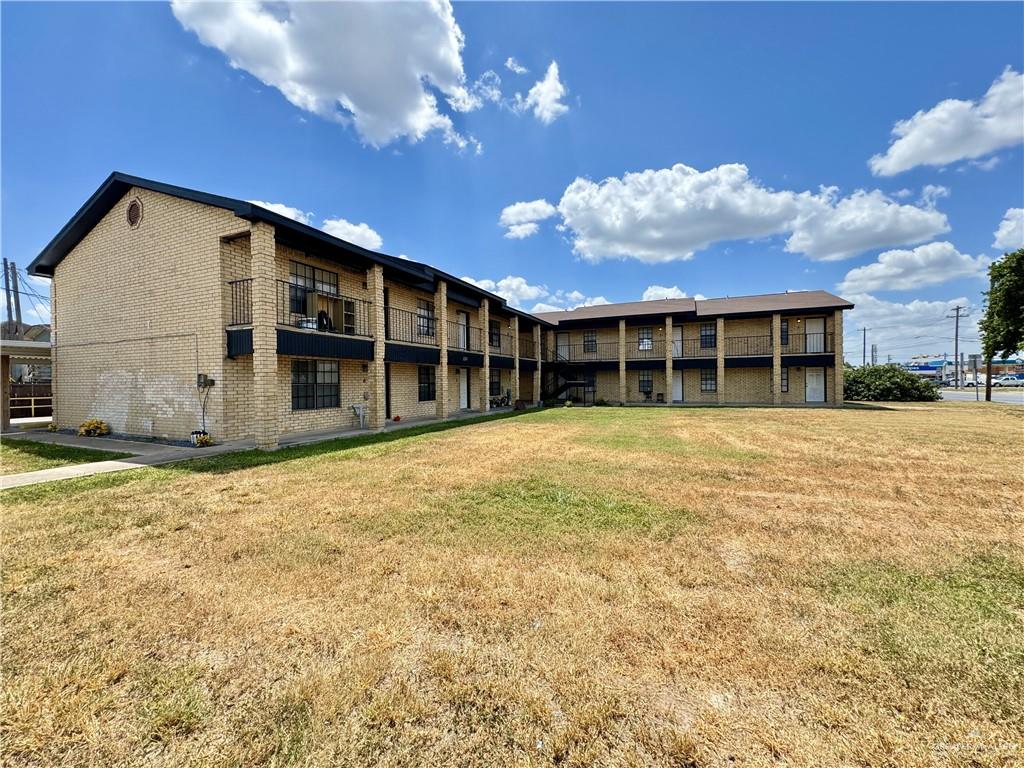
[{"left": 2, "top": 403, "right": 1022, "bottom": 767}]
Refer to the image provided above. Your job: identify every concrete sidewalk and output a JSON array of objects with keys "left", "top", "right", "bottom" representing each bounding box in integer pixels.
[{"left": 0, "top": 407, "right": 518, "bottom": 489}]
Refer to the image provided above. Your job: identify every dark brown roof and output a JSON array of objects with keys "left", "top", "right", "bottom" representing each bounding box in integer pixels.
[{"left": 533, "top": 290, "right": 853, "bottom": 324}]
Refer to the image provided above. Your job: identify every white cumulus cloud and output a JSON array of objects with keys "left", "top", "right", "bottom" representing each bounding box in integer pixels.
[
  {"left": 844, "top": 293, "right": 979, "bottom": 359},
  {"left": 786, "top": 187, "right": 950, "bottom": 262},
  {"left": 172, "top": 0, "right": 480, "bottom": 151},
  {"left": 321, "top": 217, "right": 384, "bottom": 250},
  {"left": 248, "top": 200, "right": 313, "bottom": 225},
  {"left": 641, "top": 285, "right": 706, "bottom": 301},
  {"left": 498, "top": 198, "right": 557, "bottom": 238},
  {"left": 460, "top": 275, "right": 548, "bottom": 307},
  {"left": 993, "top": 208, "right": 1024, "bottom": 251},
  {"left": 836, "top": 242, "right": 990, "bottom": 294},
  {"left": 505, "top": 57, "right": 528, "bottom": 75},
  {"left": 551, "top": 163, "right": 948, "bottom": 264},
  {"left": 869, "top": 67, "right": 1024, "bottom": 176},
  {"left": 514, "top": 61, "right": 569, "bottom": 124}
]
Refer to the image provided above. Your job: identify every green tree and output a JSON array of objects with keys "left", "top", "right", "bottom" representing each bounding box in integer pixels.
[
  {"left": 979, "top": 248, "right": 1024, "bottom": 360},
  {"left": 844, "top": 364, "right": 940, "bottom": 402}
]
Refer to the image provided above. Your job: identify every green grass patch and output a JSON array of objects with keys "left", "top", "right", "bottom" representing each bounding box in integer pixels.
[
  {"left": 821, "top": 553, "right": 1024, "bottom": 723},
  {"left": 0, "top": 438, "right": 132, "bottom": 476},
  {"left": 354, "top": 476, "right": 699, "bottom": 543}
]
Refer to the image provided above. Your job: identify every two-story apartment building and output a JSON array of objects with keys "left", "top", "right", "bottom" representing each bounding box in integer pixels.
[{"left": 29, "top": 173, "right": 852, "bottom": 450}]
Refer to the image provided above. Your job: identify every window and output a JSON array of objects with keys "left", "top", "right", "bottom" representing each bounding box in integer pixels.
[
  {"left": 416, "top": 299, "right": 435, "bottom": 337},
  {"left": 489, "top": 319, "right": 502, "bottom": 349},
  {"left": 700, "top": 368, "right": 717, "bottom": 392},
  {"left": 489, "top": 368, "right": 502, "bottom": 397},
  {"left": 291, "top": 359, "right": 339, "bottom": 410},
  {"left": 341, "top": 299, "right": 357, "bottom": 335},
  {"left": 638, "top": 327, "right": 654, "bottom": 352},
  {"left": 780, "top": 319, "right": 789, "bottom": 346},
  {"left": 418, "top": 366, "right": 436, "bottom": 401},
  {"left": 639, "top": 370, "right": 654, "bottom": 394},
  {"left": 316, "top": 360, "right": 339, "bottom": 408},
  {"left": 700, "top": 322, "right": 717, "bottom": 349},
  {"left": 583, "top": 330, "right": 597, "bottom": 354},
  {"left": 289, "top": 261, "right": 339, "bottom": 315},
  {"left": 781, "top": 367, "right": 789, "bottom": 393}
]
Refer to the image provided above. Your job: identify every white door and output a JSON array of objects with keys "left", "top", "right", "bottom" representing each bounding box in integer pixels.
[
  {"left": 458, "top": 368, "right": 470, "bottom": 409},
  {"left": 805, "top": 367, "right": 825, "bottom": 402},
  {"left": 556, "top": 332, "right": 570, "bottom": 361},
  {"left": 456, "top": 311, "right": 469, "bottom": 349},
  {"left": 672, "top": 370, "right": 683, "bottom": 402},
  {"left": 672, "top": 326, "right": 682, "bottom": 357},
  {"left": 805, "top": 318, "right": 825, "bottom": 353}
]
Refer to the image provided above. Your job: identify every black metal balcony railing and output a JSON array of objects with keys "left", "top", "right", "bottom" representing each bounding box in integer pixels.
[
  {"left": 489, "top": 332, "right": 514, "bottom": 356},
  {"left": 446, "top": 319, "right": 483, "bottom": 352},
  {"left": 276, "top": 280, "right": 372, "bottom": 337},
  {"left": 626, "top": 339, "right": 666, "bottom": 360},
  {"left": 551, "top": 341, "right": 620, "bottom": 362},
  {"left": 675, "top": 338, "right": 717, "bottom": 358},
  {"left": 228, "top": 278, "right": 252, "bottom": 326},
  {"left": 519, "top": 337, "right": 536, "bottom": 359},
  {"left": 724, "top": 335, "right": 773, "bottom": 356},
  {"left": 386, "top": 305, "right": 438, "bottom": 346},
  {"left": 780, "top": 332, "right": 834, "bottom": 354}
]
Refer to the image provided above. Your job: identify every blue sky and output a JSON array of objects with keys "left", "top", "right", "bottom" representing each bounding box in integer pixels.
[{"left": 3, "top": 1, "right": 1022, "bottom": 360}]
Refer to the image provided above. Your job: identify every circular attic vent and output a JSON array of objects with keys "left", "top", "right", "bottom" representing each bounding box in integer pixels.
[{"left": 127, "top": 198, "right": 143, "bottom": 228}]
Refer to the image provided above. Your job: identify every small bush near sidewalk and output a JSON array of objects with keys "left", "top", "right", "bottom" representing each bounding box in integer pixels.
[
  {"left": 844, "top": 363, "right": 941, "bottom": 401},
  {"left": 77, "top": 418, "right": 111, "bottom": 437}
]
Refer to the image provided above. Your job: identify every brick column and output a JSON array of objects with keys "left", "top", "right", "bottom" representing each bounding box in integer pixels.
[
  {"left": 511, "top": 316, "right": 520, "bottom": 402},
  {"left": 250, "top": 221, "right": 279, "bottom": 449},
  {"left": 618, "top": 319, "right": 627, "bottom": 404},
  {"left": 479, "top": 298, "right": 490, "bottom": 411},
  {"left": 533, "top": 324, "right": 542, "bottom": 404},
  {"left": 771, "top": 313, "right": 782, "bottom": 405},
  {"left": 716, "top": 317, "right": 726, "bottom": 405},
  {"left": 833, "top": 309, "right": 844, "bottom": 405},
  {"left": 664, "top": 315, "right": 673, "bottom": 403},
  {"left": 367, "top": 265, "right": 386, "bottom": 428},
  {"left": 435, "top": 280, "right": 449, "bottom": 419}
]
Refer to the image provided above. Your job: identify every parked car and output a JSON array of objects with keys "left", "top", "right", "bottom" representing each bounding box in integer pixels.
[{"left": 993, "top": 374, "right": 1024, "bottom": 387}]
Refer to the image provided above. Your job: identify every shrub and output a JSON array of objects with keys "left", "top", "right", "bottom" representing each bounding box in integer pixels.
[
  {"left": 47, "top": 423, "right": 59, "bottom": 432},
  {"left": 594, "top": 398, "right": 610, "bottom": 406},
  {"left": 542, "top": 398, "right": 559, "bottom": 408},
  {"left": 194, "top": 433, "right": 214, "bottom": 448},
  {"left": 844, "top": 365, "right": 940, "bottom": 402},
  {"left": 564, "top": 400, "right": 573, "bottom": 408},
  {"left": 77, "top": 418, "right": 111, "bottom": 437}
]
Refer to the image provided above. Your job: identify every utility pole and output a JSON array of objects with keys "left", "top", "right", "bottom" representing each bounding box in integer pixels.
[
  {"left": 985, "top": 271, "right": 993, "bottom": 403},
  {"left": 862, "top": 327, "right": 868, "bottom": 367},
  {"left": 9, "top": 263, "right": 22, "bottom": 332},
  {"left": 2, "top": 257, "right": 12, "bottom": 338},
  {"left": 947, "top": 305, "right": 967, "bottom": 389}
]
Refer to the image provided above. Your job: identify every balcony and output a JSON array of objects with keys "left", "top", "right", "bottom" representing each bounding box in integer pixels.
[
  {"left": 551, "top": 341, "right": 619, "bottom": 362},
  {"left": 446, "top": 319, "right": 483, "bottom": 352},
  {"left": 780, "top": 332, "right": 834, "bottom": 355},
  {"left": 626, "top": 339, "right": 666, "bottom": 361},
  {"left": 519, "top": 337, "right": 537, "bottom": 359},
  {"left": 228, "top": 279, "right": 252, "bottom": 326},
  {"left": 488, "top": 332, "right": 515, "bottom": 357},
  {"left": 386, "top": 305, "right": 439, "bottom": 346},
  {"left": 277, "top": 280, "right": 372, "bottom": 337},
  {"left": 674, "top": 338, "right": 717, "bottom": 358},
  {"left": 723, "top": 335, "right": 772, "bottom": 357}
]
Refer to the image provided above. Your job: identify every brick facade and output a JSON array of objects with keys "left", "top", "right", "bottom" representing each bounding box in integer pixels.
[{"left": 41, "top": 178, "right": 852, "bottom": 448}]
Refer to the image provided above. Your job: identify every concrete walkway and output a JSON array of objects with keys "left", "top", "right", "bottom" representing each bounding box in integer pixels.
[{"left": 0, "top": 407, "right": 517, "bottom": 490}]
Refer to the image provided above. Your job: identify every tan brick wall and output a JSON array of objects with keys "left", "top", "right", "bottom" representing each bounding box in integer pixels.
[
  {"left": 518, "top": 372, "right": 535, "bottom": 401},
  {"left": 624, "top": 369, "right": 668, "bottom": 403},
  {"left": 386, "top": 362, "right": 438, "bottom": 421},
  {"left": 724, "top": 367, "right": 771, "bottom": 403},
  {"left": 683, "top": 369, "right": 719, "bottom": 403},
  {"left": 276, "top": 357, "right": 367, "bottom": 434},
  {"left": 52, "top": 187, "right": 248, "bottom": 440},
  {"left": 724, "top": 317, "right": 771, "bottom": 337},
  {"left": 594, "top": 370, "right": 619, "bottom": 403}
]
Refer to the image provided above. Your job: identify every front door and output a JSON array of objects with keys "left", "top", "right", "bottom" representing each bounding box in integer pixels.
[
  {"left": 556, "top": 332, "right": 570, "bottom": 361},
  {"left": 458, "top": 368, "right": 470, "bottom": 409},
  {"left": 805, "top": 367, "right": 825, "bottom": 402},
  {"left": 672, "top": 325, "right": 682, "bottom": 357},
  {"left": 456, "top": 311, "right": 469, "bottom": 349},
  {"left": 672, "top": 369, "right": 683, "bottom": 402},
  {"left": 805, "top": 317, "right": 825, "bottom": 353}
]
